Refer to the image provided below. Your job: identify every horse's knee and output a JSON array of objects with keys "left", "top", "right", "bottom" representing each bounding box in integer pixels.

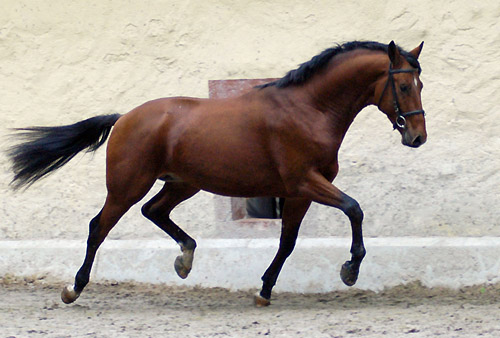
[{"left": 343, "top": 197, "right": 363, "bottom": 224}]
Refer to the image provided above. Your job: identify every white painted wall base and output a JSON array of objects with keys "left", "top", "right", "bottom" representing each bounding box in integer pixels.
[{"left": 1, "top": 238, "right": 499, "bottom": 292}]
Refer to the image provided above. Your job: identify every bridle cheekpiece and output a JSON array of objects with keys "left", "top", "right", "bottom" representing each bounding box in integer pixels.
[{"left": 377, "top": 63, "right": 425, "bottom": 129}]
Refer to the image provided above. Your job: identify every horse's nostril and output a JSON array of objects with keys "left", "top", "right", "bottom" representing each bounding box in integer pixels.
[{"left": 412, "top": 135, "right": 423, "bottom": 147}]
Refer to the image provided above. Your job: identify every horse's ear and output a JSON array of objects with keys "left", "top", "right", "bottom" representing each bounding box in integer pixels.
[
  {"left": 388, "top": 41, "right": 402, "bottom": 67},
  {"left": 409, "top": 41, "right": 424, "bottom": 60}
]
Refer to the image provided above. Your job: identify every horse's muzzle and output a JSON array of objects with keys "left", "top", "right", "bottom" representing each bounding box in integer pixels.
[{"left": 402, "top": 131, "right": 427, "bottom": 148}]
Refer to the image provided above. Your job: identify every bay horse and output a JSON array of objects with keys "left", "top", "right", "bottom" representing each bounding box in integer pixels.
[{"left": 8, "top": 40, "right": 426, "bottom": 306}]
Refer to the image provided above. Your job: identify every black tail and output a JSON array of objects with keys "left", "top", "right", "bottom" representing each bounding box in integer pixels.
[{"left": 7, "top": 114, "right": 122, "bottom": 190}]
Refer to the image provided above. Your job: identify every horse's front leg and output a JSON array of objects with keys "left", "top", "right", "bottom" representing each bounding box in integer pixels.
[
  {"left": 298, "top": 170, "right": 366, "bottom": 287},
  {"left": 339, "top": 196, "right": 365, "bottom": 286},
  {"left": 255, "top": 198, "right": 312, "bottom": 307}
]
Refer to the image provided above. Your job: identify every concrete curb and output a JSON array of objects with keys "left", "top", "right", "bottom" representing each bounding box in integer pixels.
[{"left": 1, "top": 237, "right": 499, "bottom": 292}]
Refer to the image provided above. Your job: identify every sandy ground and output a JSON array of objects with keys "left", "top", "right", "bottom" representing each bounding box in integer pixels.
[{"left": 1, "top": 276, "right": 499, "bottom": 338}]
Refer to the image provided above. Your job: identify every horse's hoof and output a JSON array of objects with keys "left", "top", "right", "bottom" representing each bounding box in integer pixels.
[
  {"left": 340, "top": 261, "right": 359, "bottom": 286},
  {"left": 61, "top": 285, "right": 80, "bottom": 304},
  {"left": 254, "top": 293, "right": 271, "bottom": 307},
  {"left": 174, "top": 255, "right": 191, "bottom": 279}
]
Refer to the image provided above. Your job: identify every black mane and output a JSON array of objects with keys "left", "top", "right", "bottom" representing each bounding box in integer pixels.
[{"left": 258, "top": 41, "right": 421, "bottom": 89}]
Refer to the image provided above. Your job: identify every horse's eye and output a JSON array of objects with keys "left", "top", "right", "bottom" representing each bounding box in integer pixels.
[{"left": 400, "top": 84, "right": 410, "bottom": 93}]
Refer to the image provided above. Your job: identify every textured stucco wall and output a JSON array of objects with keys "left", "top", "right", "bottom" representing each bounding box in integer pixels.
[{"left": 1, "top": 0, "right": 499, "bottom": 241}]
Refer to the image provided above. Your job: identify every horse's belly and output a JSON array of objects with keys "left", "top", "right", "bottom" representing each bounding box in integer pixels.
[
  {"left": 199, "top": 172, "right": 285, "bottom": 198},
  {"left": 168, "top": 144, "right": 285, "bottom": 197}
]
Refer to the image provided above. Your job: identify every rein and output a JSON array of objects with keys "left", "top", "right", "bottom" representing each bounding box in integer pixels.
[{"left": 377, "top": 63, "right": 425, "bottom": 129}]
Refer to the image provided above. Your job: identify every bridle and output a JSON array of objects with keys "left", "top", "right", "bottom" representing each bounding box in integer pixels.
[{"left": 377, "top": 63, "right": 425, "bottom": 129}]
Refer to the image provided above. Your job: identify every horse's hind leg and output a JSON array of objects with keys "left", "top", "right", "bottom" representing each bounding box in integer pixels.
[
  {"left": 61, "top": 176, "right": 157, "bottom": 304},
  {"left": 141, "top": 180, "right": 200, "bottom": 279}
]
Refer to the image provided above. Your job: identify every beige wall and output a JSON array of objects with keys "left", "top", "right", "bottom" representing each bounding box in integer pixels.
[{"left": 1, "top": 0, "right": 499, "bottom": 241}]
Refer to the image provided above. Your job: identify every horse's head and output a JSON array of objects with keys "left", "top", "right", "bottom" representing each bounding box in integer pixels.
[{"left": 376, "top": 41, "right": 427, "bottom": 148}]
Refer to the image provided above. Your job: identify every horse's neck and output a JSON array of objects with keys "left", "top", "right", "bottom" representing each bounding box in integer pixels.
[{"left": 305, "top": 53, "right": 386, "bottom": 132}]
